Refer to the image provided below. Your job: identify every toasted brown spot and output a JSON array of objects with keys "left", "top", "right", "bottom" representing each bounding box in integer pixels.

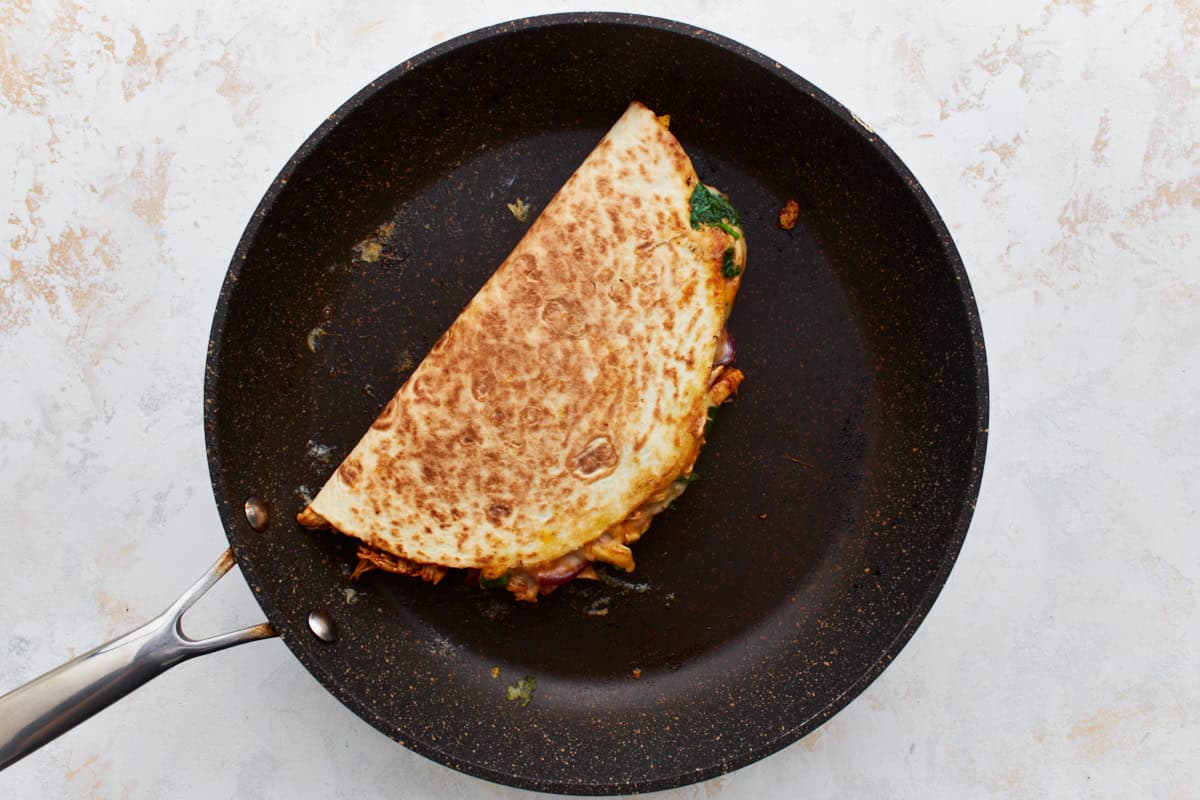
[
  {"left": 540, "top": 297, "right": 587, "bottom": 338},
  {"left": 410, "top": 372, "right": 432, "bottom": 400},
  {"left": 431, "top": 327, "right": 455, "bottom": 353},
  {"left": 519, "top": 405, "right": 545, "bottom": 427},
  {"left": 514, "top": 288, "right": 542, "bottom": 308},
  {"left": 460, "top": 425, "right": 481, "bottom": 446},
  {"left": 570, "top": 435, "right": 619, "bottom": 481},
  {"left": 609, "top": 279, "right": 631, "bottom": 304},
  {"left": 486, "top": 503, "right": 512, "bottom": 523},
  {"left": 370, "top": 396, "right": 400, "bottom": 430},
  {"left": 339, "top": 458, "right": 363, "bottom": 486},
  {"left": 679, "top": 282, "right": 697, "bottom": 306},
  {"left": 472, "top": 371, "right": 496, "bottom": 401},
  {"left": 512, "top": 252, "right": 540, "bottom": 282},
  {"left": 606, "top": 206, "right": 626, "bottom": 239}
]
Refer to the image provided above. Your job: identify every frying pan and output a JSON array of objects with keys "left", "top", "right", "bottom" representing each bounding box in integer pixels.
[{"left": 0, "top": 13, "right": 987, "bottom": 795}]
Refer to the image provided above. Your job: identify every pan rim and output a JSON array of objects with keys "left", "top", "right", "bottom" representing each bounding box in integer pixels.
[{"left": 203, "top": 12, "right": 989, "bottom": 795}]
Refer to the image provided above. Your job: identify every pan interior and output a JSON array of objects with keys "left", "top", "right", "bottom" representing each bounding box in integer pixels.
[{"left": 206, "top": 16, "right": 985, "bottom": 795}]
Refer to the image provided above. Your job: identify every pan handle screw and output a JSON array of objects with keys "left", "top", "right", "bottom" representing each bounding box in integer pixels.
[
  {"left": 307, "top": 609, "right": 338, "bottom": 643},
  {"left": 244, "top": 496, "right": 269, "bottom": 531}
]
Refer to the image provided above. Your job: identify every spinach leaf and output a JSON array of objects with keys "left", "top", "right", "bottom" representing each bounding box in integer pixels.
[{"left": 689, "top": 184, "right": 742, "bottom": 239}]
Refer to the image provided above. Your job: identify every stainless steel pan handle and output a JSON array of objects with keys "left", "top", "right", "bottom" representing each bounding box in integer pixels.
[{"left": 0, "top": 549, "right": 276, "bottom": 771}]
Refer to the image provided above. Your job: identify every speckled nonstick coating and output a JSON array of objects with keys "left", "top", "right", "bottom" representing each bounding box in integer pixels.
[{"left": 204, "top": 13, "right": 988, "bottom": 796}]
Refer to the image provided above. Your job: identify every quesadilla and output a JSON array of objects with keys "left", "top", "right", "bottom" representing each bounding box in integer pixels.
[{"left": 297, "top": 101, "right": 746, "bottom": 601}]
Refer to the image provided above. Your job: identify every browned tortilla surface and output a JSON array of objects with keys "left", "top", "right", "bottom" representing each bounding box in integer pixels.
[{"left": 298, "top": 101, "right": 742, "bottom": 571}]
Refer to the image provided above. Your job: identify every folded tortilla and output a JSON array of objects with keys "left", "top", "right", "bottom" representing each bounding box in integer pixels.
[{"left": 298, "top": 101, "right": 745, "bottom": 600}]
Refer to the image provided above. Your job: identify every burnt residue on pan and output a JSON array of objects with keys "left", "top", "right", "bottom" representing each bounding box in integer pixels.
[{"left": 204, "top": 13, "right": 987, "bottom": 796}]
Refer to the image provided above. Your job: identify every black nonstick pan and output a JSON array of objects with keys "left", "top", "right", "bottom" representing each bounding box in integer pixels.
[{"left": 0, "top": 14, "right": 987, "bottom": 795}]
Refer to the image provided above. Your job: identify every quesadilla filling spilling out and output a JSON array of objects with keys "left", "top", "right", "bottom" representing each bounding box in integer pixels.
[{"left": 297, "top": 102, "right": 747, "bottom": 602}]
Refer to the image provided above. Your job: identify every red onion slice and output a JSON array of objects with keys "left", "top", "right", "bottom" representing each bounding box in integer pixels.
[
  {"left": 537, "top": 552, "right": 590, "bottom": 586},
  {"left": 714, "top": 329, "right": 736, "bottom": 366}
]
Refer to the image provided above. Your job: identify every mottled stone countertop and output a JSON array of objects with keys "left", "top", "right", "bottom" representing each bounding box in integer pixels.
[{"left": 1, "top": 1, "right": 1196, "bottom": 798}]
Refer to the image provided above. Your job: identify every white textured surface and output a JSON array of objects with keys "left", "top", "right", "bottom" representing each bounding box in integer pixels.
[{"left": 1, "top": 1, "right": 1197, "bottom": 797}]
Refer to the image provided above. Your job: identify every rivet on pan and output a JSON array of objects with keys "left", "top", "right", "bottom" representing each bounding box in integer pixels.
[
  {"left": 244, "top": 496, "right": 269, "bottom": 531},
  {"left": 308, "top": 609, "right": 338, "bottom": 643}
]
